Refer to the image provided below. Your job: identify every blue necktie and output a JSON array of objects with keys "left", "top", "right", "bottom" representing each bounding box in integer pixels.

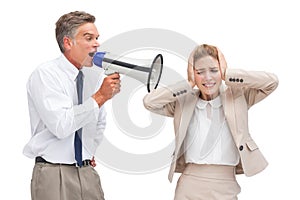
[{"left": 75, "top": 70, "right": 83, "bottom": 167}]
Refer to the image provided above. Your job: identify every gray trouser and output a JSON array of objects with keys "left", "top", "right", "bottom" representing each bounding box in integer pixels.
[{"left": 31, "top": 163, "right": 105, "bottom": 200}]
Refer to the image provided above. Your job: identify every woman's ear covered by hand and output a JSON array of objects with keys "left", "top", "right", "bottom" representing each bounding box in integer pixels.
[
  {"left": 216, "top": 47, "right": 227, "bottom": 80},
  {"left": 187, "top": 49, "right": 196, "bottom": 88}
]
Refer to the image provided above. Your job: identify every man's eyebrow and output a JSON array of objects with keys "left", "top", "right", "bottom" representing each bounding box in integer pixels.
[
  {"left": 83, "top": 33, "right": 100, "bottom": 39},
  {"left": 83, "top": 33, "right": 93, "bottom": 36}
]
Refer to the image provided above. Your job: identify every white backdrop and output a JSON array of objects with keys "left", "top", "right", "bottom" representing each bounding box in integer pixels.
[{"left": 1, "top": 0, "right": 299, "bottom": 199}]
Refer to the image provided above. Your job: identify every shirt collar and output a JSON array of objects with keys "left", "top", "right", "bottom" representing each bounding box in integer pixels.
[
  {"left": 58, "top": 54, "right": 82, "bottom": 81},
  {"left": 196, "top": 95, "right": 222, "bottom": 109}
]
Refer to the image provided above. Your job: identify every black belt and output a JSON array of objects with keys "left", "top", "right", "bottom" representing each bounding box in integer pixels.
[{"left": 35, "top": 156, "right": 91, "bottom": 167}]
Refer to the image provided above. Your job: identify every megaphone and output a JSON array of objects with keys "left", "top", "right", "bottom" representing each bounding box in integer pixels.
[{"left": 91, "top": 51, "right": 163, "bottom": 93}]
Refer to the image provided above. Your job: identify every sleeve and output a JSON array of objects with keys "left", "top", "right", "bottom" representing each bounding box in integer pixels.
[
  {"left": 94, "top": 105, "right": 106, "bottom": 145},
  {"left": 224, "top": 68, "right": 279, "bottom": 107},
  {"left": 27, "top": 68, "right": 99, "bottom": 139},
  {"left": 143, "top": 80, "right": 193, "bottom": 117}
]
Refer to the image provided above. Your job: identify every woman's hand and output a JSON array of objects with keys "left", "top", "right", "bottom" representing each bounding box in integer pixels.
[
  {"left": 216, "top": 47, "right": 227, "bottom": 80},
  {"left": 187, "top": 49, "right": 196, "bottom": 88}
]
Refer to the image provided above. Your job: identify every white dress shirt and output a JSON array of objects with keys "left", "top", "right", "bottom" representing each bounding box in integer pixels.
[
  {"left": 23, "top": 55, "right": 106, "bottom": 164},
  {"left": 184, "top": 96, "right": 240, "bottom": 166}
]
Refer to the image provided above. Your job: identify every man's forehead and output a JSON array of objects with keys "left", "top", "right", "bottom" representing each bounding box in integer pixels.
[{"left": 76, "top": 23, "right": 99, "bottom": 36}]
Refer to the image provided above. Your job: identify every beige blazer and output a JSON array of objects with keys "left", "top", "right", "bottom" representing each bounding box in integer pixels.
[{"left": 143, "top": 68, "right": 279, "bottom": 182}]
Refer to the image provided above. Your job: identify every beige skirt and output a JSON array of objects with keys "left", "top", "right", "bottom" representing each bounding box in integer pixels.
[{"left": 174, "top": 164, "right": 241, "bottom": 200}]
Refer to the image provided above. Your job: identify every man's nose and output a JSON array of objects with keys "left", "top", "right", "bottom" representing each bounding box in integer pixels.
[{"left": 95, "top": 40, "right": 100, "bottom": 47}]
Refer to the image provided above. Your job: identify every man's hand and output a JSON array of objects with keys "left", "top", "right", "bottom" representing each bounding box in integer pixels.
[
  {"left": 92, "top": 73, "right": 121, "bottom": 107},
  {"left": 90, "top": 156, "right": 96, "bottom": 167}
]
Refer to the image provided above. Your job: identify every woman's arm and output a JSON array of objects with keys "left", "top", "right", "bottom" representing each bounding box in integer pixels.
[
  {"left": 143, "top": 81, "right": 193, "bottom": 117},
  {"left": 224, "top": 68, "right": 279, "bottom": 107}
]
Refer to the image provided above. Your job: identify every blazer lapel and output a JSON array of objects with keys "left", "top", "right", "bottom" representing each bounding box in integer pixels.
[
  {"left": 221, "top": 85, "right": 237, "bottom": 140},
  {"left": 175, "top": 90, "right": 199, "bottom": 153}
]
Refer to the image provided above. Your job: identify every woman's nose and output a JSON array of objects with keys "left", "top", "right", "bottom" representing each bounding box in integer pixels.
[{"left": 204, "top": 71, "right": 212, "bottom": 80}]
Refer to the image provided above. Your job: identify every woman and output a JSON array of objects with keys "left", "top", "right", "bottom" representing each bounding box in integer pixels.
[{"left": 143, "top": 44, "right": 278, "bottom": 199}]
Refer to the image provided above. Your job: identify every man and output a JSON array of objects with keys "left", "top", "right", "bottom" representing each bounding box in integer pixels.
[{"left": 23, "top": 11, "right": 120, "bottom": 200}]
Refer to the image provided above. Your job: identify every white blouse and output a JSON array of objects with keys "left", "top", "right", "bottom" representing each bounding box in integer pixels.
[{"left": 184, "top": 96, "right": 240, "bottom": 166}]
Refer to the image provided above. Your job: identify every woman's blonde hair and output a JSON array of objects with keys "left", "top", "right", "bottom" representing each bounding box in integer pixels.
[{"left": 192, "top": 44, "right": 219, "bottom": 67}]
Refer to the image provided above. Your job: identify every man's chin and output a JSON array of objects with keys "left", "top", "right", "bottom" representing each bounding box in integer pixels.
[{"left": 84, "top": 62, "right": 93, "bottom": 67}]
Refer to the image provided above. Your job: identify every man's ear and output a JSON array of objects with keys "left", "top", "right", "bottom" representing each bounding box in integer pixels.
[{"left": 63, "top": 36, "right": 73, "bottom": 51}]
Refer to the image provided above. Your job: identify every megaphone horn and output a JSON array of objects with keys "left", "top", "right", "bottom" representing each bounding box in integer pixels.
[{"left": 91, "top": 51, "right": 163, "bottom": 93}]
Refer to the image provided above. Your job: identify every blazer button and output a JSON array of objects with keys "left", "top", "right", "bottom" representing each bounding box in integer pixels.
[
  {"left": 173, "top": 93, "right": 176, "bottom": 97},
  {"left": 229, "top": 78, "right": 233, "bottom": 82},
  {"left": 239, "top": 145, "right": 243, "bottom": 151},
  {"left": 240, "top": 79, "right": 243, "bottom": 83}
]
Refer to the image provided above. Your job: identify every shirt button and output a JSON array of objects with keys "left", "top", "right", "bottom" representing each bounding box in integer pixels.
[{"left": 239, "top": 145, "right": 244, "bottom": 151}]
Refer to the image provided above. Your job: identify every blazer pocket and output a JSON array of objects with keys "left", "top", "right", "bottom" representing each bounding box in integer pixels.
[{"left": 246, "top": 140, "right": 258, "bottom": 151}]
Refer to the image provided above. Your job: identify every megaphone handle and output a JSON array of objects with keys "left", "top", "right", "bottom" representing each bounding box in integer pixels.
[{"left": 105, "top": 69, "right": 118, "bottom": 75}]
